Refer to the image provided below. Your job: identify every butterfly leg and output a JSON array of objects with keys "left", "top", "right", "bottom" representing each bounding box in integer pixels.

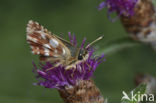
[
  {"left": 71, "top": 65, "right": 77, "bottom": 78},
  {"left": 45, "top": 62, "right": 63, "bottom": 71},
  {"left": 65, "top": 64, "right": 76, "bottom": 70},
  {"left": 45, "top": 66, "right": 55, "bottom": 71},
  {"left": 64, "top": 64, "right": 77, "bottom": 78}
]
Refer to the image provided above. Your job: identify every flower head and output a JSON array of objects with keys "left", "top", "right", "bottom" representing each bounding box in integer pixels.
[
  {"left": 98, "top": 0, "right": 138, "bottom": 17},
  {"left": 33, "top": 32, "right": 105, "bottom": 90}
]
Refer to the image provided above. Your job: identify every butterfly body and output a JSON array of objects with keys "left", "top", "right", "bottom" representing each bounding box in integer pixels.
[{"left": 26, "top": 20, "right": 90, "bottom": 70}]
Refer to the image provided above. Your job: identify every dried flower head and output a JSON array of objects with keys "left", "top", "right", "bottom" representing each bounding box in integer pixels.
[
  {"left": 33, "top": 32, "right": 105, "bottom": 90},
  {"left": 98, "top": 0, "right": 138, "bottom": 18},
  {"left": 120, "top": 0, "right": 156, "bottom": 50}
]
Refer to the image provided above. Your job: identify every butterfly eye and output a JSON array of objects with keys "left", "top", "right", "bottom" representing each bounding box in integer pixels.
[{"left": 78, "top": 53, "right": 83, "bottom": 60}]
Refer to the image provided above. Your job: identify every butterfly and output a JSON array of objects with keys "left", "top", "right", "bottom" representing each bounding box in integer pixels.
[{"left": 26, "top": 20, "right": 103, "bottom": 70}]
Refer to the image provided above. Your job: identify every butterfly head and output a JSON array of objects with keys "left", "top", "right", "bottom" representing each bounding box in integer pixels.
[
  {"left": 78, "top": 35, "right": 104, "bottom": 61},
  {"left": 78, "top": 49, "right": 88, "bottom": 60}
]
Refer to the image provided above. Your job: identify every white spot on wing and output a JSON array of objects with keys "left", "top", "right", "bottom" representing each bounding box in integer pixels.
[
  {"left": 62, "top": 48, "right": 66, "bottom": 55},
  {"left": 26, "top": 27, "right": 32, "bottom": 33},
  {"left": 44, "top": 48, "right": 50, "bottom": 56},
  {"left": 27, "top": 20, "right": 34, "bottom": 33},
  {"left": 49, "top": 39, "right": 59, "bottom": 48},
  {"left": 28, "top": 20, "right": 33, "bottom": 24},
  {"left": 35, "top": 21, "right": 39, "bottom": 25},
  {"left": 41, "top": 33, "right": 46, "bottom": 39},
  {"left": 43, "top": 44, "right": 51, "bottom": 49},
  {"left": 45, "top": 52, "right": 49, "bottom": 56},
  {"left": 36, "top": 47, "right": 40, "bottom": 54},
  {"left": 27, "top": 35, "right": 37, "bottom": 43}
]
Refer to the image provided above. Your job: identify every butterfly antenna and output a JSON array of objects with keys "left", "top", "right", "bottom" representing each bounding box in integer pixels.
[
  {"left": 45, "top": 63, "right": 60, "bottom": 72},
  {"left": 85, "top": 35, "right": 104, "bottom": 49}
]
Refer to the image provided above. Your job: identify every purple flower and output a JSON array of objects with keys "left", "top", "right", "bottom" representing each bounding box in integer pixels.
[
  {"left": 33, "top": 32, "right": 105, "bottom": 90},
  {"left": 98, "top": 0, "right": 138, "bottom": 17}
]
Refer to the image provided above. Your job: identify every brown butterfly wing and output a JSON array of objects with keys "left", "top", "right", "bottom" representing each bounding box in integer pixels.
[{"left": 26, "top": 20, "right": 71, "bottom": 62}]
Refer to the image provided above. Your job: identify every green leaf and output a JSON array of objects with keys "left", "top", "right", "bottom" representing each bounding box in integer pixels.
[
  {"left": 95, "top": 37, "right": 142, "bottom": 56},
  {"left": 121, "top": 83, "right": 147, "bottom": 103}
]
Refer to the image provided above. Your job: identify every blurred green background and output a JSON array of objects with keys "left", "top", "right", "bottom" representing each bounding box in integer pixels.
[{"left": 0, "top": 0, "right": 156, "bottom": 103}]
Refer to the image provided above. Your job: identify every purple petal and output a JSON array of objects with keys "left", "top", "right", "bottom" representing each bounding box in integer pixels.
[
  {"left": 99, "top": 0, "right": 138, "bottom": 18},
  {"left": 73, "top": 33, "right": 77, "bottom": 46},
  {"left": 81, "top": 38, "right": 86, "bottom": 48},
  {"left": 98, "top": 1, "right": 106, "bottom": 10},
  {"left": 68, "top": 32, "right": 73, "bottom": 44}
]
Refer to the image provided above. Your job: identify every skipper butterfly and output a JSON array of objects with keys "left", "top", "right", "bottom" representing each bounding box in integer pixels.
[{"left": 26, "top": 20, "right": 103, "bottom": 70}]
